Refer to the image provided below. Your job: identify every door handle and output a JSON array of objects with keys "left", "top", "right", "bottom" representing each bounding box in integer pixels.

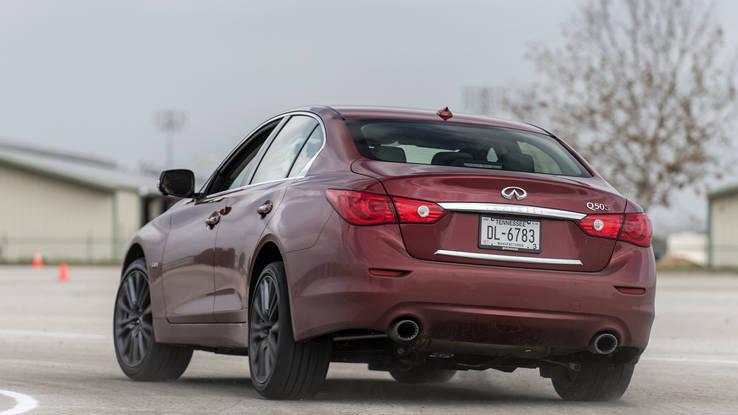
[
  {"left": 256, "top": 201, "right": 273, "bottom": 217},
  {"left": 205, "top": 212, "right": 221, "bottom": 228}
]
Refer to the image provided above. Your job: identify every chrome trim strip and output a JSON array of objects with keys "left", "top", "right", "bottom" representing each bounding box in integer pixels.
[
  {"left": 434, "top": 249, "right": 583, "bottom": 266},
  {"left": 438, "top": 202, "right": 586, "bottom": 220}
]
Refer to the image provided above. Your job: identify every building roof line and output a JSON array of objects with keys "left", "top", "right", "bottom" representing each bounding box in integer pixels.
[
  {"left": 0, "top": 154, "right": 121, "bottom": 193},
  {"left": 0, "top": 138, "right": 160, "bottom": 195},
  {"left": 0, "top": 138, "right": 117, "bottom": 169},
  {"left": 708, "top": 183, "right": 738, "bottom": 200}
]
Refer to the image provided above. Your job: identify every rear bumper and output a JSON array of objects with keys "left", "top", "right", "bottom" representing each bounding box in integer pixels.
[
  {"left": 381, "top": 301, "right": 651, "bottom": 354},
  {"left": 284, "top": 213, "right": 655, "bottom": 354}
]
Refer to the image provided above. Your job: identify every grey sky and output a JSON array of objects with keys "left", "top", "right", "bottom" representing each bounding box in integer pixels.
[
  {"left": 1, "top": 0, "right": 737, "bottom": 233},
  {"left": 0, "top": 0, "right": 582, "bottom": 170}
]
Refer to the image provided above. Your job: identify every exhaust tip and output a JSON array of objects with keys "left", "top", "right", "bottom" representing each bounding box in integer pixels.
[
  {"left": 591, "top": 332, "right": 619, "bottom": 355},
  {"left": 389, "top": 319, "right": 421, "bottom": 343}
]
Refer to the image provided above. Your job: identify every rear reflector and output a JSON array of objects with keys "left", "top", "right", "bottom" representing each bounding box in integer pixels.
[
  {"left": 615, "top": 286, "right": 647, "bottom": 295},
  {"left": 368, "top": 268, "right": 410, "bottom": 277},
  {"left": 326, "top": 190, "right": 446, "bottom": 225},
  {"left": 577, "top": 212, "right": 652, "bottom": 247}
]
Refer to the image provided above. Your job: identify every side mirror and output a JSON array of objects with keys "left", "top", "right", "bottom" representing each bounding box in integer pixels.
[{"left": 158, "top": 169, "right": 196, "bottom": 198}]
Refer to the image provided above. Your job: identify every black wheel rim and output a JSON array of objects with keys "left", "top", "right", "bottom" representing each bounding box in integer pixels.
[
  {"left": 114, "top": 269, "right": 153, "bottom": 367},
  {"left": 249, "top": 273, "right": 279, "bottom": 384}
]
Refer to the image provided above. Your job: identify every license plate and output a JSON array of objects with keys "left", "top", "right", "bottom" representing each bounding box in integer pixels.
[{"left": 479, "top": 216, "right": 541, "bottom": 253}]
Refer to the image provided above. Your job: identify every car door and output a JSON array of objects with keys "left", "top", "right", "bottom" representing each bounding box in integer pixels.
[
  {"left": 160, "top": 195, "right": 226, "bottom": 324},
  {"left": 213, "top": 114, "right": 323, "bottom": 323},
  {"left": 160, "top": 118, "right": 282, "bottom": 324}
]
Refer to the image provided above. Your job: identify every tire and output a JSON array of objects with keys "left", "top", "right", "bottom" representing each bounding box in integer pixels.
[
  {"left": 389, "top": 366, "right": 456, "bottom": 384},
  {"left": 113, "top": 258, "right": 193, "bottom": 381},
  {"left": 551, "top": 358, "right": 635, "bottom": 401},
  {"left": 248, "top": 261, "right": 332, "bottom": 400}
]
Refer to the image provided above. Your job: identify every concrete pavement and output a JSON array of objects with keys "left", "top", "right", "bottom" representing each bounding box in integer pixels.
[{"left": 1, "top": 266, "right": 737, "bottom": 414}]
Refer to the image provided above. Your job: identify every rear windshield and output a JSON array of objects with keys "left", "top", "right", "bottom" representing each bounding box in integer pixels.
[{"left": 347, "top": 120, "right": 590, "bottom": 177}]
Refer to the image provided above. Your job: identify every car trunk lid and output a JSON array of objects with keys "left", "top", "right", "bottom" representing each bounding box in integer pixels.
[{"left": 352, "top": 160, "right": 627, "bottom": 272}]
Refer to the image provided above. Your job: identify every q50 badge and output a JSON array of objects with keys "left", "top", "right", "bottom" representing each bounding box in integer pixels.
[{"left": 586, "top": 202, "right": 609, "bottom": 211}]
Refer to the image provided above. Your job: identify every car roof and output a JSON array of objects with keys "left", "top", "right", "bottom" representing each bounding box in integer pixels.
[{"left": 325, "top": 105, "right": 548, "bottom": 135}]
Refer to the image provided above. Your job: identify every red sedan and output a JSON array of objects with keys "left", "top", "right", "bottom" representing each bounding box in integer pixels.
[{"left": 113, "top": 106, "right": 655, "bottom": 401}]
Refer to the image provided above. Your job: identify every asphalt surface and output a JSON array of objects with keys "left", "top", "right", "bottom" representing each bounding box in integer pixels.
[{"left": 1, "top": 266, "right": 737, "bottom": 414}]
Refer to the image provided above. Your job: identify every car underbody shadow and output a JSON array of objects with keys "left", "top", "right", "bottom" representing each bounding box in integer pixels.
[{"left": 108, "top": 373, "right": 633, "bottom": 406}]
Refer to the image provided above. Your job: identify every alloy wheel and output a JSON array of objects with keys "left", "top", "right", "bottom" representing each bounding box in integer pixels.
[
  {"left": 249, "top": 274, "right": 280, "bottom": 384},
  {"left": 114, "top": 270, "right": 153, "bottom": 367}
]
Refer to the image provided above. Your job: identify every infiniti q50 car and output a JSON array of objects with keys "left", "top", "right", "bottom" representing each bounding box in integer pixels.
[{"left": 114, "top": 106, "right": 655, "bottom": 401}]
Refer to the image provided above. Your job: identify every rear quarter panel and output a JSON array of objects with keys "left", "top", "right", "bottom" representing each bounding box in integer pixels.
[{"left": 273, "top": 172, "right": 386, "bottom": 336}]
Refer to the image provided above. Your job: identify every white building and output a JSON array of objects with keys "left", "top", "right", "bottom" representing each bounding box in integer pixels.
[
  {"left": 666, "top": 232, "right": 707, "bottom": 266},
  {"left": 708, "top": 184, "right": 738, "bottom": 268},
  {"left": 0, "top": 140, "right": 168, "bottom": 263}
]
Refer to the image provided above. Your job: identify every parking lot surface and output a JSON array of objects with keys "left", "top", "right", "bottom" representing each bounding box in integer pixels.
[{"left": 1, "top": 266, "right": 737, "bottom": 414}]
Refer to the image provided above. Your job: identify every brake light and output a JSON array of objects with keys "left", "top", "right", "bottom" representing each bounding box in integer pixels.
[
  {"left": 326, "top": 190, "right": 446, "bottom": 225},
  {"left": 392, "top": 197, "right": 446, "bottom": 224},
  {"left": 620, "top": 213, "right": 652, "bottom": 247},
  {"left": 325, "top": 190, "right": 396, "bottom": 225},
  {"left": 577, "top": 213, "right": 652, "bottom": 247},
  {"left": 577, "top": 214, "right": 623, "bottom": 239}
]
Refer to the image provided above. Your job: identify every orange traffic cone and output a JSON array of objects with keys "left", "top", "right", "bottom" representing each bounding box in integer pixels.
[
  {"left": 58, "top": 262, "right": 69, "bottom": 283},
  {"left": 32, "top": 252, "right": 44, "bottom": 269}
]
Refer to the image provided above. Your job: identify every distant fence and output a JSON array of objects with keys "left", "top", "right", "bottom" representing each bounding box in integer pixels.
[{"left": 0, "top": 235, "right": 130, "bottom": 264}]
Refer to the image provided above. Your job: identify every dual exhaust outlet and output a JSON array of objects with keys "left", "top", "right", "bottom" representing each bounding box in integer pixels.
[
  {"left": 388, "top": 319, "right": 619, "bottom": 355},
  {"left": 388, "top": 319, "right": 421, "bottom": 344},
  {"left": 590, "top": 332, "right": 619, "bottom": 355}
]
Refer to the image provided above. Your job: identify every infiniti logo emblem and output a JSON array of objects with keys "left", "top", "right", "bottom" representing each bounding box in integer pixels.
[{"left": 501, "top": 186, "right": 527, "bottom": 201}]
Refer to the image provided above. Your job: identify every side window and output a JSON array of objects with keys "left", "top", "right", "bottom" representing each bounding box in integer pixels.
[
  {"left": 288, "top": 126, "right": 324, "bottom": 177},
  {"left": 206, "top": 120, "right": 279, "bottom": 195},
  {"left": 227, "top": 151, "right": 259, "bottom": 190},
  {"left": 251, "top": 115, "right": 319, "bottom": 184}
]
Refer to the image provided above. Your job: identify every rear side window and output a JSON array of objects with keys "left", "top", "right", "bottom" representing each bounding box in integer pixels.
[
  {"left": 288, "top": 126, "right": 324, "bottom": 177},
  {"left": 347, "top": 120, "right": 589, "bottom": 177},
  {"left": 251, "top": 115, "right": 319, "bottom": 184}
]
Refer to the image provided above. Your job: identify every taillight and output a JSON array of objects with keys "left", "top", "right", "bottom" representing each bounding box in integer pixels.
[
  {"left": 392, "top": 197, "right": 446, "bottom": 224},
  {"left": 325, "top": 190, "right": 446, "bottom": 225},
  {"left": 577, "top": 214, "right": 623, "bottom": 239},
  {"left": 325, "top": 190, "right": 396, "bottom": 225},
  {"left": 577, "top": 212, "right": 652, "bottom": 247},
  {"left": 620, "top": 213, "right": 652, "bottom": 247}
]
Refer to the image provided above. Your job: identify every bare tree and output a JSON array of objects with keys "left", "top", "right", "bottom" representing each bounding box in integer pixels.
[{"left": 504, "top": 0, "right": 737, "bottom": 209}]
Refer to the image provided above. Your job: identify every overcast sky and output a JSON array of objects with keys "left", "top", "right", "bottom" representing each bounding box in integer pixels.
[{"left": 1, "top": 0, "right": 737, "bottom": 233}]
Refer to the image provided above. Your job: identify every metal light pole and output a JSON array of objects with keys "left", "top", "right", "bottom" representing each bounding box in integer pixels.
[
  {"left": 154, "top": 110, "right": 187, "bottom": 168},
  {"left": 461, "top": 86, "right": 509, "bottom": 116}
]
